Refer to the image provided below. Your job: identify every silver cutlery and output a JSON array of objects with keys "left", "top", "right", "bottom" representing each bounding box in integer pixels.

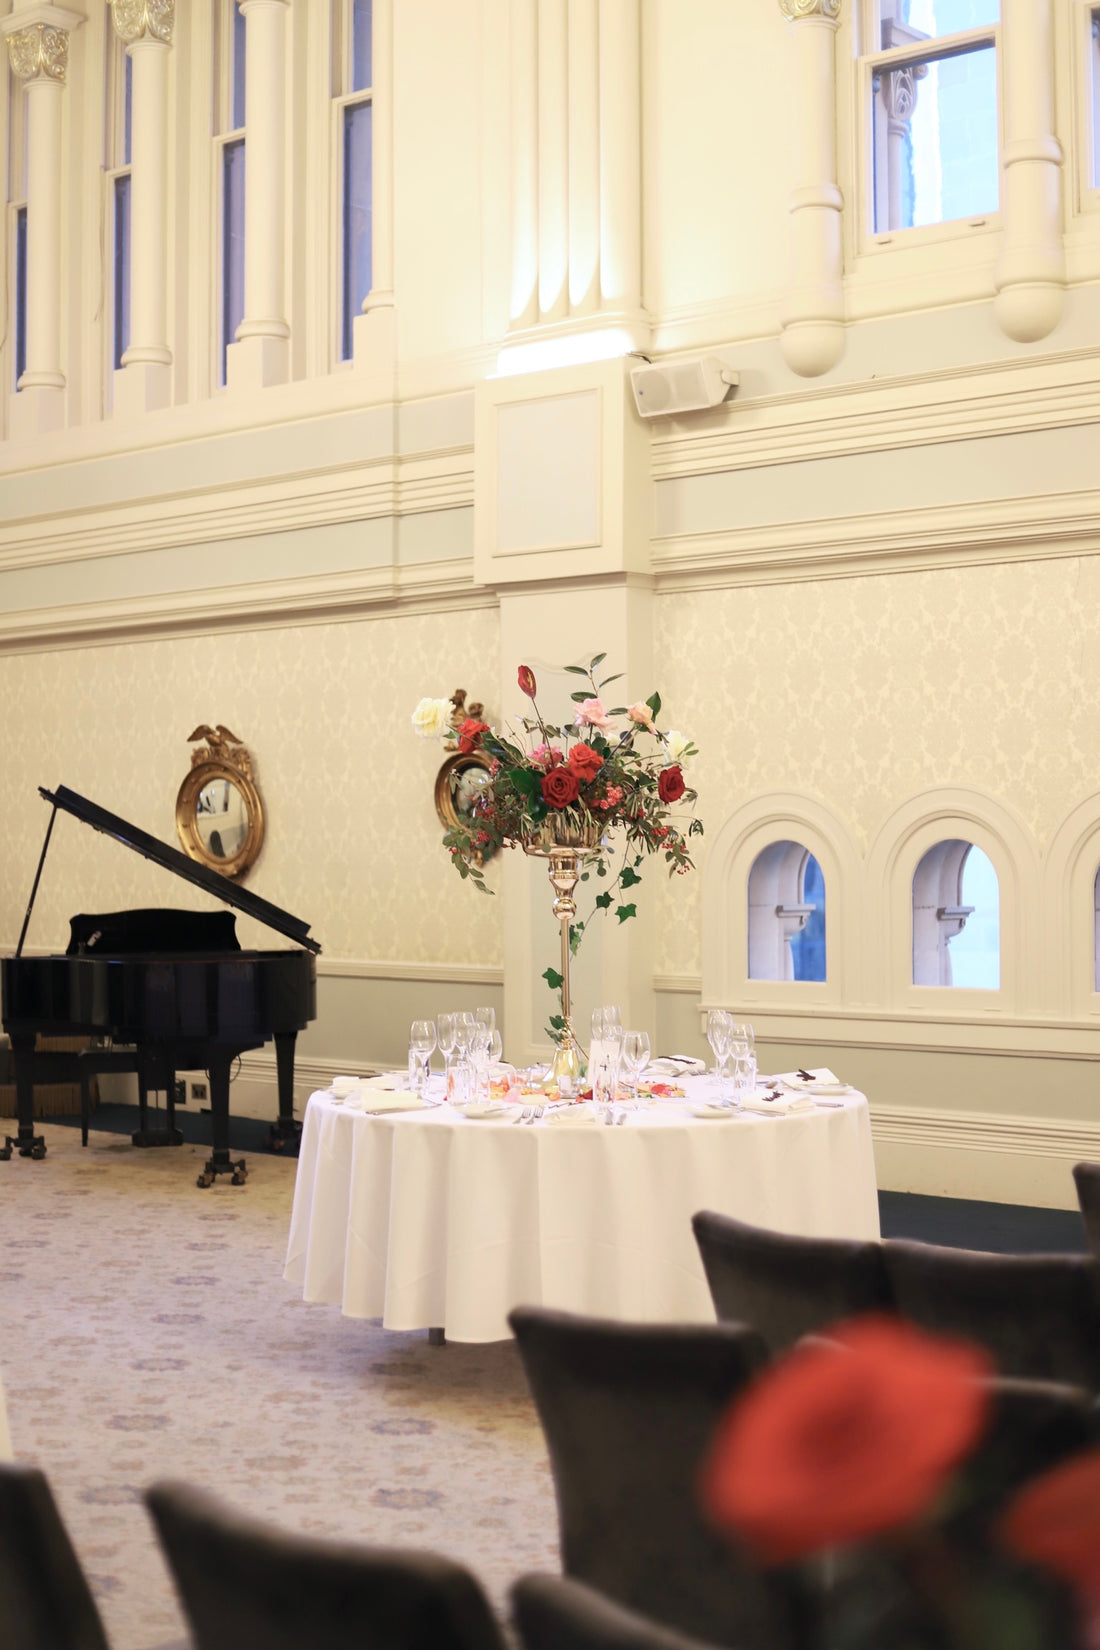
[
  {"left": 524, "top": 1106, "right": 545, "bottom": 1125},
  {"left": 514, "top": 1106, "right": 533, "bottom": 1125}
]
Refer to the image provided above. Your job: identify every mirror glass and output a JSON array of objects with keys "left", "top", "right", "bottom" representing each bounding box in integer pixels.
[
  {"left": 194, "top": 777, "right": 249, "bottom": 860},
  {"left": 451, "top": 764, "right": 491, "bottom": 819}
]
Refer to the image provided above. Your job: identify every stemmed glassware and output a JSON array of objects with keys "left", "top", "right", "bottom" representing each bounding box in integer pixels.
[
  {"left": 706, "top": 1011, "right": 733, "bottom": 1084},
  {"left": 408, "top": 1019, "right": 436, "bottom": 1097},
  {"left": 437, "top": 1013, "right": 457, "bottom": 1085},
  {"left": 449, "top": 1013, "right": 477, "bottom": 1107},
  {"left": 621, "top": 1030, "right": 650, "bottom": 1103}
]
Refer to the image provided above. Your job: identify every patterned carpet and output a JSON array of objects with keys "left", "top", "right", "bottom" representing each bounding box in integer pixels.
[{"left": 0, "top": 1124, "right": 558, "bottom": 1649}]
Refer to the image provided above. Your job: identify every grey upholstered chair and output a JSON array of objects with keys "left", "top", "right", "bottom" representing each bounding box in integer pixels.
[
  {"left": 0, "top": 1462, "right": 187, "bottom": 1650},
  {"left": 1073, "top": 1162, "right": 1100, "bottom": 1259},
  {"left": 691, "top": 1209, "right": 894, "bottom": 1354},
  {"left": 512, "top": 1575, "right": 730, "bottom": 1650},
  {"left": 882, "top": 1238, "right": 1100, "bottom": 1389},
  {"left": 145, "top": 1480, "right": 506, "bottom": 1650},
  {"left": 507, "top": 1306, "right": 808, "bottom": 1650}
]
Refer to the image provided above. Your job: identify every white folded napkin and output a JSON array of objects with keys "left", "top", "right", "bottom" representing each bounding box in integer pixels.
[
  {"left": 646, "top": 1055, "right": 707, "bottom": 1078},
  {"left": 361, "top": 1072, "right": 407, "bottom": 1092},
  {"left": 689, "top": 1102, "right": 741, "bottom": 1120},
  {"left": 545, "top": 1103, "right": 600, "bottom": 1127},
  {"left": 462, "top": 1102, "right": 518, "bottom": 1120},
  {"left": 353, "top": 1090, "right": 426, "bottom": 1114},
  {"left": 778, "top": 1067, "right": 850, "bottom": 1094},
  {"left": 740, "top": 1089, "right": 817, "bottom": 1115}
]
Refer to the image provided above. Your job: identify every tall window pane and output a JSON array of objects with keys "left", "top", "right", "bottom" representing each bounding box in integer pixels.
[
  {"left": 342, "top": 100, "right": 372, "bottom": 360},
  {"left": 948, "top": 846, "right": 1000, "bottom": 988},
  {"left": 113, "top": 175, "right": 131, "bottom": 370},
  {"left": 872, "top": 42, "right": 998, "bottom": 231},
  {"left": 878, "top": 0, "right": 999, "bottom": 49},
  {"left": 221, "top": 138, "right": 246, "bottom": 384},
  {"left": 789, "top": 854, "right": 827, "bottom": 984},
  {"left": 14, "top": 205, "right": 27, "bottom": 387},
  {"left": 123, "top": 51, "right": 133, "bottom": 165},
  {"left": 352, "top": 0, "right": 373, "bottom": 93},
  {"left": 1092, "top": 14, "right": 1100, "bottom": 189}
]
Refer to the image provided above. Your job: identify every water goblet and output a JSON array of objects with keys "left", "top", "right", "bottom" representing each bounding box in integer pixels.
[
  {"left": 488, "top": 1028, "right": 504, "bottom": 1066},
  {"left": 706, "top": 1010, "right": 733, "bottom": 1081},
  {"left": 474, "top": 1006, "right": 496, "bottom": 1037},
  {"left": 408, "top": 1019, "right": 436, "bottom": 1096},
  {"left": 621, "top": 1030, "right": 650, "bottom": 1103}
]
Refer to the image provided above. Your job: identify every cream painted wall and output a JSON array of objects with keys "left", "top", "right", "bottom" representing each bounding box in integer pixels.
[{"left": 0, "top": 606, "right": 502, "bottom": 968}]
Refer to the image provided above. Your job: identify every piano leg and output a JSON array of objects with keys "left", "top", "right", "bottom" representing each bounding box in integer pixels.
[
  {"left": 197, "top": 1051, "right": 248, "bottom": 1189},
  {"left": 268, "top": 1031, "right": 301, "bottom": 1153},
  {"left": 131, "top": 1053, "right": 183, "bottom": 1149},
  {"left": 1, "top": 1032, "right": 46, "bottom": 1161}
]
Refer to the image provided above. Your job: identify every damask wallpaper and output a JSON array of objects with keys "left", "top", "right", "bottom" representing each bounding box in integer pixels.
[
  {"left": 654, "top": 555, "right": 1100, "bottom": 976},
  {"left": 0, "top": 607, "right": 503, "bottom": 967}
]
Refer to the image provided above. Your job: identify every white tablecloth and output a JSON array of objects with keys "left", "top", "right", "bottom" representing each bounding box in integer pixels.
[{"left": 284, "top": 1081, "right": 880, "bottom": 1343}]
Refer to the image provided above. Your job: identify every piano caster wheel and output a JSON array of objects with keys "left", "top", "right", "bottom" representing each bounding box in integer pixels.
[
  {"left": 231, "top": 1167, "right": 247, "bottom": 1186},
  {"left": 197, "top": 1169, "right": 215, "bottom": 1189},
  {"left": 28, "top": 1140, "right": 47, "bottom": 1161},
  {"left": 0, "top": 1141, "right": 11, "bottom": 1162}
]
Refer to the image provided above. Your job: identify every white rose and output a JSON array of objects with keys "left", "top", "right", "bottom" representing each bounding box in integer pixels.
[
  {"left": 411, "top": 696, "right": 454, "bottom": 739},
  {"left": 664, "top": 729, "right": 693, "bottom": 763}
]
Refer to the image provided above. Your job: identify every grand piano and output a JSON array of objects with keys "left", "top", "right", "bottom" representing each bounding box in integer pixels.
[{"left": 1, "top": 785, "right": 320, "bottom": 1187}]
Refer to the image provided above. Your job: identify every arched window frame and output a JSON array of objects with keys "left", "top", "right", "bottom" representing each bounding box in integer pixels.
[
  {"left": 1040, "top": 792, "right": 1100, "bottom": 1020},
  {"left": 746, "top": 839, "right": 824, "bottom": 983},
  {"left": 702, "top": 793, "right": 860, "bottom": 1013},
  {"left": 865, "top": 788, "right": 1034, "bottom": 1015}
]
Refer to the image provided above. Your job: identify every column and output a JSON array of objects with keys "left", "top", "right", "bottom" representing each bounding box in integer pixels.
[
  {"left": 567, "top": 0, "right": 599, "bottom": 314},
  {"left": 2, "top": 9, "right": 83, "bottom": 438},
  {"left": 777, "top": 0, "right": 844, "bottom": 378},
  {"left": 110, "top": 0, "right": 173, "bottom": 418},
  {"left": 597, "top": 0, "right": 641, "bottom": 320},
  {"left": 994, "top": 0, "right": 1065, "bottom": 343},
  {"left": 226, "top": 0, "right": 290, "bottom": 392},
  {"left": 509, "top": 0, "right": 539, "bottom": 329},
  {"left": 353, "top": 0, "right": 395, "bottom": 369},
  {"left": 537, "top": 0, "right": 568, "bottom": 322}
]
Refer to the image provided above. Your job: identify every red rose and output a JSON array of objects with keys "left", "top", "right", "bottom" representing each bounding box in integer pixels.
[
  {"left": 541, "top": 767, "right": 581, "bottom": 810},
  {"left": 568, "top": 743, "right": 604, "bottom": 783},
  {"left": 518, "top": 665, "right": 538, "bottom": 699},
  {"left": 699, "top": 1315, "right": 991, "bottom": 1565},
  {"left": 657, "top": 765, "right": 686, "bottom": 804},
  {"left": 998, "top": 1447, "right": 1100, "bottom": 1608},
  {"left": 458, "top": 718, "right": 490, "bottom": 754}
]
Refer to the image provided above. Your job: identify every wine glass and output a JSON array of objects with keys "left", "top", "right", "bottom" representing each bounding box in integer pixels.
[
  {"left": 621, "top": 1030, "right": 650, "bottom": 1103},
  {"left": 706, "top": 1011, "right": 733, "bottom": 1085},
  {"left": 453, "top": 1013, "right": 477, "bottom": 1056},
  {"left": 474, "top": 1006, "right": 496, "bottom": 1038},
  {"left": 408, "top": 1019, "right": 436, "bottom": 1096},
  {"left": 437, "top": 1012, "right": 457, "bottom": 1071},
  {"left": 488, "top": 1028, "right": 503, "bottom": 1067}
]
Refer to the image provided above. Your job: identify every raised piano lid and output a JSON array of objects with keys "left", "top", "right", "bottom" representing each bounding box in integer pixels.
[{"left": 34, "top": 785, "right": 321, "bottom": 955}]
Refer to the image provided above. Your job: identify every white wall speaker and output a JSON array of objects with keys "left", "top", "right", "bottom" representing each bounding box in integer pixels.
[{"left": 629, "top": 356, "right": 739, "bottom": 418}]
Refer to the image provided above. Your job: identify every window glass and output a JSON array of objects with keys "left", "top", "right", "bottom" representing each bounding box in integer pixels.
[
  {"left": 113, "top": 175, "right": 131, "bottom": 371},
  {"left": 947, "top": 846, "right": 1000, "bottom": 988},
  {"left": 352, "top": 0, "right": 373, "bottom": 93},
  {"left": 1092, "top": 13, "right": 1100, "bottom": 189},
  {"left": 789, "top": 854, "right": 827, "bottom": 984},
  {"left": 341, "top": 100, "right": 373, "bottom": 360},
  {"left": 877, "top": 0, "right": 999, "bottom": 49},
  {"left": 221, "top": 138, "right": 246, "bottom": 383},
  {"left": 873, "top": 42, "right": 998, "bottom": 231},
  {"left": 123, "top": 51, "right": 133, "bottom": 165}
]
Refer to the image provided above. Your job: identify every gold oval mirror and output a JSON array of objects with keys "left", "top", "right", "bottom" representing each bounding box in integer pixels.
[
  {"left": 176, "top": 725, "right": 264, "bottom": 880},
  {"left": 434, "top": 750, "right": 496, "bottom": 863}
]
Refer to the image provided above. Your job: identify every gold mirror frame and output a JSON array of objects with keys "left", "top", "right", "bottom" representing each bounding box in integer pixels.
[
  {"left": 175, "top": 725, "right": 265, "bottom": 881},
  {"left": 434, "top": 750, "right": 496, "bottom": 862}
]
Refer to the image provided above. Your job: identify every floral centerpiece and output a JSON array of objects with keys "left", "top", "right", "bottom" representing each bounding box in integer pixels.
[
  {"left": 700, "top": 1313, "right": 1100, "bottom": 1650},
  {"left": 413, "top": 654, "right": 703, "bottom": 1067}
]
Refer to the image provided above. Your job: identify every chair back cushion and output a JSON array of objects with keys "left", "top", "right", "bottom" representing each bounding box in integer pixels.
[
  {"left": 511, "top": 1573, "right": 730, "bottom": 1650},
  {"left": 0, "top": 1462, "right": 111, "bottom": 1650},
  {"left": 1073, "top": 1162, "right": 1100, "bottom": 1259},
  {"left": 883, "top": 1239, "right": 1100, "bottom": 1389},
  {"left": 145, "top": 1480, "right": 505, "bottom": 1650},
  {"left": 508, "top": 1307, "right": 804, "bottom": 1650},
  {"left": 692, "top": 1210, "right": 893, "bottom": 1354}
]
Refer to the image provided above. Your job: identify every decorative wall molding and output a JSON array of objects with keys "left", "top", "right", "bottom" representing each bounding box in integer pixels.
[
  {"left": 868, "top": 1102, "right": 1100, "bottom": 1164},
  {"left": 0, "top": 559, "right": 495, "bottom": 655},
  {"left": 648, "top": 344, "right": 1100, "bottom": 484},
  {"left": 0, "top": 448, "right": 474, "bottom": 574},
  {"left": 652, "top": 481, "right": 1100, "bottom": 592},
  {"left": 110, "top": 0, "right": 175, "bottom": 46}
]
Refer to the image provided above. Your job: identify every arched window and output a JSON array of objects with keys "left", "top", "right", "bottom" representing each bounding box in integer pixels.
[
  {"left": 747, "top": 841, "right": 826, "bottom": 982},
  {"left": 912, "top": 840, "right": 999, "bottom": 987}
]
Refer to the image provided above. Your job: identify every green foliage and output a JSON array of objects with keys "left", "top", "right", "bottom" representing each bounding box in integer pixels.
[
  {"left": 542, "top": 966, "right": 564, "bottom": 991},
  {"left": 615, "top": 903, "right": 638, "bottom": 923}
]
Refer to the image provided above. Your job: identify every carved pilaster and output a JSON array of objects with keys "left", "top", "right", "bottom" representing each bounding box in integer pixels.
[
  {"left": 110, "top": 0, "right": 175, "bottom": 47},
  {"left": 6, "top": 24, "right": 70, "bottom": 83},
  {"left": 778, "top": 0, "right": 840, "bottom": 19}
]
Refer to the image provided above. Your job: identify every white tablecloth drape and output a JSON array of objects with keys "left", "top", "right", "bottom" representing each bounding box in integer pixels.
[{"left": 284, "top": 1084, "right": 880, "bottom": 1343}]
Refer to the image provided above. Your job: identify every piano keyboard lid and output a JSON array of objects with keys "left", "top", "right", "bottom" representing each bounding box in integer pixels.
[{"left": 31, "top": 785, "right": 321, "bottom": 956}]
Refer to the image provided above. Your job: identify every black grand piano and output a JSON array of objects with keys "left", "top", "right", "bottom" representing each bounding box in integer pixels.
[{"left": 1, "top": 785, "right": 320, "bottom": 1187}]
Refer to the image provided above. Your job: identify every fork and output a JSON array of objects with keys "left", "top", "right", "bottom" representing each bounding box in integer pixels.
[
  {"left": 525, "top": 1105, "right": 545, "bottom": 1125},
  {"left": 513, "top": 1106, "right": 533, "bottom": 1125}
]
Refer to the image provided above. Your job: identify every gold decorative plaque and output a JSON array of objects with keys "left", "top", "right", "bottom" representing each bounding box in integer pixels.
[{"left": 175, "top": 725, "right": 265, "bottom": 881}]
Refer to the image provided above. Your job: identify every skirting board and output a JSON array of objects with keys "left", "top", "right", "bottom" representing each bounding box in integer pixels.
[{"left": 228, "top": 1053, "right": 1098, "bottom": 1211}]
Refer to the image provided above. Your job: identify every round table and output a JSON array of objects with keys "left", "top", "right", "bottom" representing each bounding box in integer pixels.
[{"left": 284, "top": 1080, "right": 880, "bottom": 1343}]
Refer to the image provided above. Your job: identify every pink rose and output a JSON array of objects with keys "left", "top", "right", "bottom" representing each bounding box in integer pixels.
[
  {"left": 531, "top": 744, "right": 564, "bottom": 769},
  {"left": 627, "top": 701, "right": 654, "bottom": 727},
  {"left": 575, "top": 696, "right": 612, "bottom": 731}
]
